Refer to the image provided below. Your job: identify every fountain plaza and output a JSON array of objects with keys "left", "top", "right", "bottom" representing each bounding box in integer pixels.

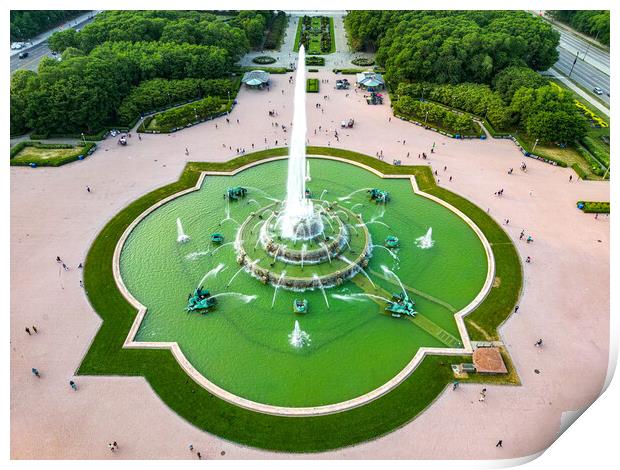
[{"left": 10, "top": 46, "right": 609, "bottom": 459}]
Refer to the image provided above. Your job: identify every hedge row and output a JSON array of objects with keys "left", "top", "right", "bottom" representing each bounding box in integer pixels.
[
  {"left": 575, "top": 143, "right": 607, "bottom": 177},
  {"left": 393, "top": 96, "right": 481, "bottom": 137},
  {"left": 305, "top": 56, "right": 325, "bottom": 66},
  {"left": 139, "top": 99, "right": 234, "bottom": 134},
  {"left": 581, "top": 135, "right": 610, "bottom": 167},
  {"left": 577, "top": 201, "right": 610, "bottom": 213}
]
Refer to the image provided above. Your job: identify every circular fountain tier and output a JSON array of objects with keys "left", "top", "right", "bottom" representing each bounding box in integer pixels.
[{"left": 235, "top": 200, "right": 372, "bottom": 290}]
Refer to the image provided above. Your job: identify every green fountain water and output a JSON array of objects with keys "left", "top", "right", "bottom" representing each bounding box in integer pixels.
[{"left": 119, "top": 158, "right": 488, "bottom": 407}]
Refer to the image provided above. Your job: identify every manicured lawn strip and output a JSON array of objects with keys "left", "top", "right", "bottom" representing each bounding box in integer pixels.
[
  {"left": 329, "top": 17, "right": 336, "bottom": 53},
  {"left": 293, "top": 17, "right": 303, "bottom": 51},
  {"left": 10, "top": 141, "right": 96, "bottom": 167},
  {"left": 306, "top": 79, "right": 319, "bottom": 93},
  {"left": 80, "top": 146, "right": 521, "bottom": 452}
]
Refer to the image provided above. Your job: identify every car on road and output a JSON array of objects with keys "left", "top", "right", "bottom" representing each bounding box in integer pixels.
[
  {"left": 593, "top": 87, "right": 604, "bottom": 95},
  {"left": 18, "top": 52, "right": 29, "bottom": 59}
]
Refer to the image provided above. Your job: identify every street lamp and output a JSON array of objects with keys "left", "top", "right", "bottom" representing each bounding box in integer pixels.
[
  {"left": 568, "top": 51, "right": 579, "bottom": 78},
  {"left": 532, "top": 138, "right": 539, "bottom": 153},
  {"left": 227, "top": 90, "right": 231, "bottom": 103},
  {"left": 194, "top": 108, "right": 198, "bottom": 122},
  {"left": 81, "top": 132, "right": 85, "bottom": 143},
  {"left": 424, "top": 110, "right": 429, "bottom": 124}
]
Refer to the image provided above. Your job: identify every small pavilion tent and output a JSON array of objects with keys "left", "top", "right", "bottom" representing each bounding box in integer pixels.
[
  {"left": 356, "top": 71, "right": 385, "bottom": 90},
  {"left": 242, "top": 70, "right": 270, "bottom": 88}
]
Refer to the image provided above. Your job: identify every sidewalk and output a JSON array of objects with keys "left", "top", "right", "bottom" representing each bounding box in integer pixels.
[
  {"left": 10, "top": 11, "right": 100, "bottom": 57},
  {"left": 548, "top": 68, "right": 610, "bottom": 117}
]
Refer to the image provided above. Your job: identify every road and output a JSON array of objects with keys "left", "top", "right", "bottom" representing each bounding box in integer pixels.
[
  {"left": 10, "top": 12, "right": 100, "bottom": 74},
  {"left": 530, "top": 11, "right": 610, "bottom": 106}
]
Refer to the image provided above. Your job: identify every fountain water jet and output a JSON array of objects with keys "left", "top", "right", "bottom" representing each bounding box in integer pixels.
[
  {"left": 289, "top": 320, "right": 311, "bottom": 348},
  {"left": 176, "top": 218, "right": 190, "bottom": 243},
  {"left": 278, "top": 45, "right": 324, "bottom": 240},
  {"left": 415, "top": 227, "right": 434, "bottom": 249},
  {"left": 313, "top": 274, "right": 330, "bottom": 308}
]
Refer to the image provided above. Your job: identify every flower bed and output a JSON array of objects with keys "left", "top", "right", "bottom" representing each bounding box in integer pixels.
[
  {"left": 252, "top": 56, "right": 277, "bottom": 65},
  {"left": 351, "top": 57, "right": 375, "bottom": 67}
]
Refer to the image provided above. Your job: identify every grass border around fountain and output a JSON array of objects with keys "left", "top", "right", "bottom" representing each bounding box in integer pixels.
[{"left": 80, "top": 146, "right": 522, "bottom": 452}]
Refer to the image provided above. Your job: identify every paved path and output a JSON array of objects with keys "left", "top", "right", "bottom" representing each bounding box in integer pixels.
[
  {"left": 238, "top": 12, "right": 374, "bottom": 70},
  {"left": 11, "top": 67, "right": 609, "bottom": 459}
]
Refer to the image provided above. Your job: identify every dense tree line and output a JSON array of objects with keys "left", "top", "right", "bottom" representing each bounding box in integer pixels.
[
  {"left": 118, "top": 78, "right": 237, "bottom": 125},
  {"left": 548, "top": 10, "right": 610, "bottom": 46},
  {"left": 264, "top": 11, "right": 288, "bottom": 50},
  {"left": 345, "top": 11, "right": 559, "bottom": 85},
  {"left": 11, "top": 10, "right": 272, "bottom": 136},
  {"left": 395, "top": 66, "right": 588, "bottom": 143},
  {"left": 10, "top": 10, "right": 84, "bottom": 41}
]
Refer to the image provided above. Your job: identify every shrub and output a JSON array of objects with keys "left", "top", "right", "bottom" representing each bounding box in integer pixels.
[
  {"left": 306, "top": 78, "right": 319, "bottom": 93},
  {"left": 575, "top": 143, "right": 606, "bottom": 176},
  {"left": 305, "top": 56, "right": 325, "bottom": 66},
  {"left": 308, "top": 69, "right": 319, "bottom": 72},
  {"left": 144, "top": 96, "right": 226, "bottom": 133},
  {"left": 252, "top": 56, "right": 277, "bottom": 65},
  {"left": 581, "top": 135, "right": 610, "bottom": 167},
  {"left": 351, "top": 57, "right": 374, "bottom": 67},
  {"left": 394, "top": 96, "right": 480, "bottom": 136},
  {"left": 577, "top": 201, "right": 610, "bottom": 213}
]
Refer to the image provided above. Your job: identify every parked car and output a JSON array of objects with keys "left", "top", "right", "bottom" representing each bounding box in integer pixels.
[
  {"left": 18, "top": 52, "right": 29, "bottom": 59},
  {"left": 593, "top": 87, "right": 604, "bottom": 95}
]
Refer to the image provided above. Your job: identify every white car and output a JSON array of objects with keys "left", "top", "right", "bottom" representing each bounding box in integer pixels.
[{"left": 593, "top": 87, "right": 604, "bottom": 95}]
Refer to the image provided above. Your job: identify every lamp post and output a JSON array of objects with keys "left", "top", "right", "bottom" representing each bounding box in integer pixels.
[
  {"left": 81, "top": 132, "right": 85, "bottom": 143},
  {"left": 424, "top": 110, "right": 429, "bottom": 124},
  {"left": 194, "top": 108, "right": 198, "bottom": 122},
  {"left": 227, "top": 90, "right": 231, "bottom": 103},
  {"left": 568, "top": 51, "right": 579, "bottom": 78},
  {"left": 532, "top": 138, "right": 539, "bottom": 153},
  {"left": 583, "top": 31, "right": 599, "bottom": 61}
]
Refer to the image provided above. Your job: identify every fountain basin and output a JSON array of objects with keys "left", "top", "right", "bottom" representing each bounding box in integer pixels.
[{"left": 119, "top": 158, "right": 491, "bottom": 408}]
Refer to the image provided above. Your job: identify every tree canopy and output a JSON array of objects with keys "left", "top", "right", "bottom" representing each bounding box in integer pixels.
[
  {"left": 548, "top": 10, "right": 610, "bottom": 46},
  {"left": 12, "top": 10, "right": 272, "bottom": 136},
  {"left": 10, "top": 10, "right": 84, "bottom": 41},
  {"left": 345, "top": 11, "right": 559, "bottom": 85}
]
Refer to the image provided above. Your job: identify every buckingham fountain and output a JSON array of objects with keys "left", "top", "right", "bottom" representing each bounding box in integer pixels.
[{"left": 234, "top": 46, "right": 373, "bottom": 290}]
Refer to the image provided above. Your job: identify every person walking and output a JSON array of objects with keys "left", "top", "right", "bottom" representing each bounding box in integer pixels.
[
  {"left": 69, "top": 380, "right": 77, "bottom": 391},
  {"left": 86, "top": 186, "right": 91, "bottom": 193},
  {"left": 526, "top": 256, "right": 531, "bottom": 263},
  {"left": 535, "top": 339, "right": 543, "bottom": 347},
  {"left": 452, "top": 381, "right": 459, "bottom": 390},
  {"left": 108, "top": 443, "right": 115, "bottom": 452},
  {"left": 514, "top": 305, "right": 519, "bottom": 313},
  {"left": 32, "top": 368, "right": 40, "bottom": 378},
  {"left": 113, "top": 442, "right": 118, "bottom": 450},
  {"left": 519, "top": 230, "right": 524, "bottom": 240},
  {"left": 197, "top": 451, "right": 202, "bottom": 460},
  {"left": 496, "top": 440, "right": 503, "bottom": 448},
  {"left": 189, "top": 444, "right": 194, "bottom": 452},
  {"left": 25, "top": 327, "right": 31, "bottom": 335},
  {"left": 32, "top": 325, "right": 38, "bottom": 334},
  {"left": 569, "top": 174, "right": 573, "bottom": 182},
  {"left": 56, "top": 256, "right": 62, "bottom": 263}
]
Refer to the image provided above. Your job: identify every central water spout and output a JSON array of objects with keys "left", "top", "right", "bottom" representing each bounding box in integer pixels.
[{"left": 279, "top": 45, "right": 323, "bottom": 240}]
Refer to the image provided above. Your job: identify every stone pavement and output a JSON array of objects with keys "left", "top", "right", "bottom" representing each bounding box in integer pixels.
[{"left": 10, "top": 67, "right": 609, "bottom": 459}]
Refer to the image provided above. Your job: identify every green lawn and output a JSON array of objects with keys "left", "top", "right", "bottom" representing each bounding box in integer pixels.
[
  {"left": 80, "top": 146, "right": 521, "bottom": 452},
  {"left": 10, "top": 142, "right": 95, "bottom": 167},
  {"left": 306, "top": 78, "right": 319, "bottom": 93}
]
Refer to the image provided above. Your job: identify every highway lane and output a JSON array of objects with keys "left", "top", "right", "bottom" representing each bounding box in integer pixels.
[
  {"left": 10, "top": 13, "right": 98, "bottom": 74},
  {"left": 558, "top": 32, "right": 609, "bottom": 74},
  {"left": 10, "top": 42, "right": 56, "bottom": 73},
  {"left": 553, "top": 46, "right": 610, "bottom": 104}
]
